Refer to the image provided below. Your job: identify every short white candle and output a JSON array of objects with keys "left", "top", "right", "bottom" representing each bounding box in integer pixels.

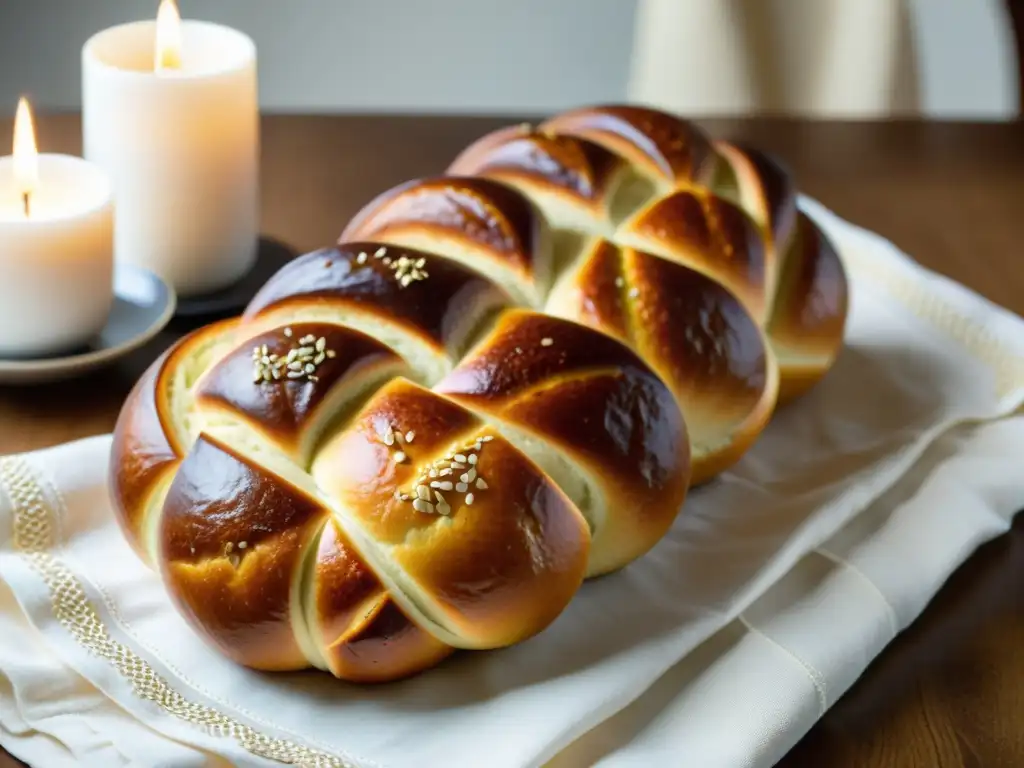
[
  {"left": 82, "top": 0, "right": 258, "bottom": 297},
  {"left": 0, "top": 99, "right": 114, "bottom": 358}
]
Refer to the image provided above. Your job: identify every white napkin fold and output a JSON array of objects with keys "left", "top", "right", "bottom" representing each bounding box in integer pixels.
[{"left": 1, "top": 198, "right": 1023, "bottom": 768}]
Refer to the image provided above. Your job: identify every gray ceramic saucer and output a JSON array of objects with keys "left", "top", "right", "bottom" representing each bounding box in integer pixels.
[{"left": 0, "top": 264, "right": 176, "bottom": 385}]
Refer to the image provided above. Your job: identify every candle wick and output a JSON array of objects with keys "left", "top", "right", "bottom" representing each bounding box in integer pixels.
[{"left": 21, "top": 191, "right": 30, "bottom": 218}]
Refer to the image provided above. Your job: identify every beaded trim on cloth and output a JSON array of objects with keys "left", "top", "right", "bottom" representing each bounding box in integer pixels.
[
  {"left": 846, "top": 253, "right": 1024, "bottom": 399},
  {"left": 0, "top": 222, "right": 1022, "bottom": 767},
  {"left": 0, "top": 456, "right": 354, "bottom": 768}
]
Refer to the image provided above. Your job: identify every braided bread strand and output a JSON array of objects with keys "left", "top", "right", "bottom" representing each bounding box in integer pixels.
[{"left": 111, "top": 104, "right": 847, "bottom": 683}]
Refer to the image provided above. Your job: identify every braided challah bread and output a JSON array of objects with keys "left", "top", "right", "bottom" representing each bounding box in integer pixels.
[{"left": 111, "top": 104, "right": 847, "bottom": 683}]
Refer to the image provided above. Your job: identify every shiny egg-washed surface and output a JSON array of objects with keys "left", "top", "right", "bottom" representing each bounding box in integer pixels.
[{"left": 111, "top": 104, "right": 847, "bottom": 683}]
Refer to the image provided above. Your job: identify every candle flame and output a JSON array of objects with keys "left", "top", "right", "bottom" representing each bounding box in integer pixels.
[
  {"left": 12, "top": 97, "right": 38, "bottom": 216},
  {"left": 155, "top": 0, "right": 183, "bottom": 72}
]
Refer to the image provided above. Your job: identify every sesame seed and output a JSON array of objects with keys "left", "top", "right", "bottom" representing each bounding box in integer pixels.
[
  {"left": 304, "top": 363, "right": 316, "bottom": 374},
  {"left": 541, "top": 337, "right": 554, "bottom": 347},
  {"left": 454, "top": 454, "right": 467, "bottom": 463},
  {"left": 628, "top": 287, "right": 640, "bottom": 298},
  {"left": 382, "top": 257, "right": 392, "bottom": 265},
  {"left": 393, "top": 451, "right": 407, "bottom": 463},
  {"left": 468, "top": 454, "right": 477, "bottom": 465},
  {"left": 615, "top": 277, "right": 625, "bottom": 288},
  {"left": 438, "top": 481, "right": 453, "bottom": 491},
  {"left": 284, "top": 327, "right": 293, "bottom": 337},
  {"left": 316, "top": 337, "right": 327, "bottom": 352},
  {"left": 434, "top": 491, "right": 445, "bottom": 504},
  {"left": 416, "top": 485, "right": 430, "bottom": 501},
  {"left": 456, "top": 482, "right": 468, "bottom": 493},
  {"left": 440, "top": 468, "right": 452, "bottom": 476},
  {"left": 515, "top": 346, "right": 523, "bottom": 354},
  {"left": 225, "top": 542, "right": 234, "bottom": 553},
  {"left": 384, "top": 432, "right": 395, "bottom": 446},
  {"left": 465, "top": 493, "right": 475, "bottom": 505},
  {"left": 451, "top": 462, "right": 466, "bottom": 470},
  {"left": 327, "top": 350, "right": 337, "bottom": 358},
  {"left": 429, "top": 469, "right": 438, "bottom": 478},
  {"left": 476, "top": 478, "right": 488, "bottom": 489},
  {"left": 466, "top": 468, "right": 477, "bottom": 482},
  {"left": 460, "top": 472, "right": 470, "bottom": 483},
  {"left": 413, "top": 499, "right": 433, "bottom": 513},
  {"left": 238, "top": 541, "right": 247, "bottom": 550},
  {"left": 405, "top": 431, "right": 415, "bottom": 443},
  {"left": 287, "top": 370, "right": 304, "bottom": 379},
  {"left": 357, "top": 252, "right": 367, "bottom": 264},
  {"left": 482, "top": 436, "right": 494, "bottom": 442},
  {"left": 374, "top": 247, "right": 387, "bottom": 258},
  {"left": 437, "top": 502, "right": 451, "bottom": 516},
  {"left": 314, "top": 352, "right": 325, "bottom": 365},
  {"left": 394, "top": 489, "right": 402, "bottom": 500}
]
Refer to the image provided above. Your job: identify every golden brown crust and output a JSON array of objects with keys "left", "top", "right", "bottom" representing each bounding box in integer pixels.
[
  {"left": 617, "top": 188, "right": 771, "bottom": 324},
  {"left": 109, "top": 319, "right": 238, "bottom": 561},
  {"left": 242, "top": 243, "right": 515, "bottom": 368},
  {"left": 312, "top": 377, "right": 591, "bottom": 648},
  {"left": 435, "top": 310, "right": 690, "bottom": 575},
  {"left": 109, "top": 102, "right": 848, "bottom": 684},
  {"left": 160, "top": 434, "right": 329, "bottom": 671},
  {"left": 769, "top": 212, "right": 849, "bottom": 403},
  {"left": 314, "top": 519, "right": 454, "bottom": 682},
  {"left": 109, "top": 345, "right": 181, "bottom": 560},
  {"left": 541, "top": 104, "right": 717, "bottom": 187},
  {"left": 193, "top": 322, "right": 408, "bottom": 463},
  {"left": 339, "top": 176, "right": 551, "bottom": 306},
  {"left": 711, "top": 141, "right": 848, "bottom": 403},
  {"left": 713, "top": 140, "right": 798, "bottom": 254},
  {"left": 547, "top": 241, "right": 778, "bottom": 485},
  {"left": 446, "top": 125, "right": 628, "bottom": 225}
]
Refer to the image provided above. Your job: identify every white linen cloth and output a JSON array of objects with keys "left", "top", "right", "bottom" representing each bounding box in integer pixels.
[{"left": 2, "top": 197, "right": 1024, "bottom": 768}]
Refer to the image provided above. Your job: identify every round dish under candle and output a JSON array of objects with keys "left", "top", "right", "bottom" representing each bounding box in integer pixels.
[
  {"left": 0, "top": 154, "right": 114, "bottom": 358},
  {"left": 82, "top": 14, "right": 259, "bottom": 297}
]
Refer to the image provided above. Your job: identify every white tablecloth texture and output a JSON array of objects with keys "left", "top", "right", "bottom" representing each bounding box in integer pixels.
[{"left": 2, "top": 197, "right": 1024, "bottom": 768}]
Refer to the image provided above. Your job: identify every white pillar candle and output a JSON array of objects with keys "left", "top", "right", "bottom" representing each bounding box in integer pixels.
[
  {"left": 0, "top": 99, "right": 114, "bottom": 358},
  {"left": 82, "top": 1, "right": 258, "bottom": 297}
]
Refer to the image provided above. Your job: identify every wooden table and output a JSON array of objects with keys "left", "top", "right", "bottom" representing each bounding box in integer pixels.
[{"left": 0, "top": 114, "right": 1022, "bottom": 767}]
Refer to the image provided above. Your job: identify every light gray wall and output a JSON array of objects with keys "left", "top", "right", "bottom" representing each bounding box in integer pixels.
[
  {"left": 0, "top": 0, "right": 636, "bottom": 113},
  {"left": 909, "top": 0, "right": 1018, "bottom": 119},
  {"left": 0, "top": 0, "right": 1016, "bottom": 118}
]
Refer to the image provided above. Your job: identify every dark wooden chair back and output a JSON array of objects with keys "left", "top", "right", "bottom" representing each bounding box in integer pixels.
[{"left": 1009, "top": 0, "right": 1024, "bottom": 113}]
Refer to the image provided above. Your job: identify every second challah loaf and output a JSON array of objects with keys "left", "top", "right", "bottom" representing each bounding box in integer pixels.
[{"left": 110, "top": 104, "right": 847, "bottom": 683}]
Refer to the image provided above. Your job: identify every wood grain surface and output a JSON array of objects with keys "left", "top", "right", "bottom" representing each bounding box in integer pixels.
[{"left": 0, "top": 114, "right": 1022, "bottom": 767}]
